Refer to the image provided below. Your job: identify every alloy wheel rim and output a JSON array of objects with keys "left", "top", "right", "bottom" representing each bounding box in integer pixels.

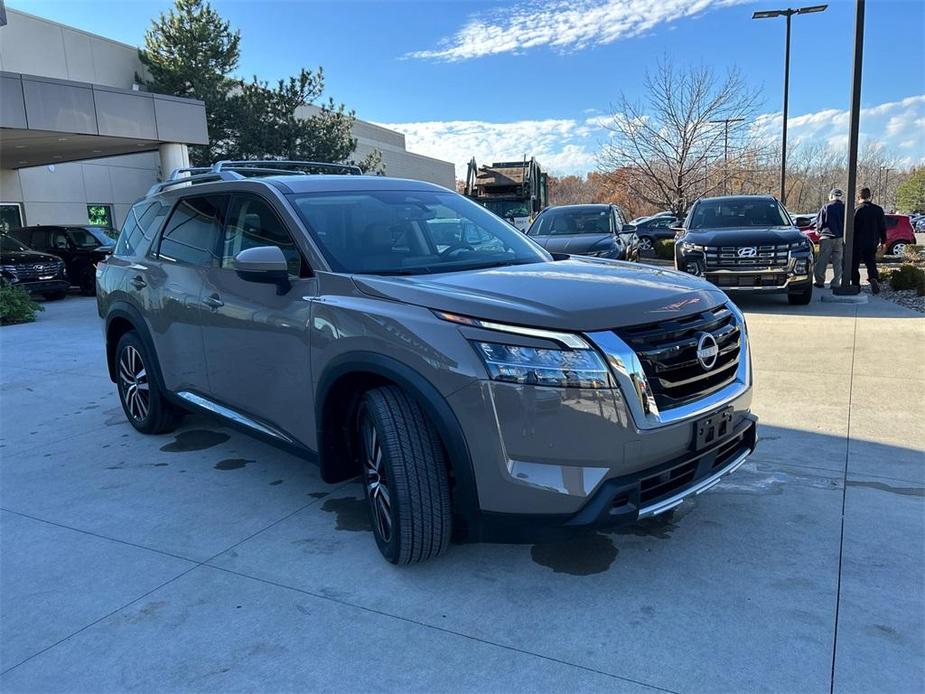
[
  {"left": 360, "top": 415, "right": 393, "bottom": 543},
  {"left": 639, "top": 237, "right": 653, "bottom": 251},
  {"left": 119, "top": 345, "right": 149, "bottom": 421},
  {"left": 892, "top": 243, "right": 906, "bottom": 257}
]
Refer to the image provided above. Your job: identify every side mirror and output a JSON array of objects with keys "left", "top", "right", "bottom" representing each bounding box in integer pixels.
[
  {"left": 621, "top": 223, "right": 637, "bottom": 233},
  {"left": 233, "top": 246, "right": 291, "bottom": 295}
]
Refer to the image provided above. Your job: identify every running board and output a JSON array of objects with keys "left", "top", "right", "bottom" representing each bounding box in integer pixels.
[{"left": 175, "top": 391, "right": 294, "bottom": 444}]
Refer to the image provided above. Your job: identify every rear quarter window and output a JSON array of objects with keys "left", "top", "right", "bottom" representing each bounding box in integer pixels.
[{"left": 114, "top": 201, "right": 170, "bottom": 258}]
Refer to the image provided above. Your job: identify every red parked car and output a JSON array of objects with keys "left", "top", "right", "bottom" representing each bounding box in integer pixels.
[{"left": 799, "top": 213, "right": 916, "bottom": 255}]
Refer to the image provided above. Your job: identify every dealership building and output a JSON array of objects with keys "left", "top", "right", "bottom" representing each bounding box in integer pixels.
[{"left": 0, "top": 6, "right": 455, "bottom": 232}]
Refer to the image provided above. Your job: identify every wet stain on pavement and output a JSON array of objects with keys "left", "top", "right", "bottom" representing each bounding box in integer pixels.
[
  {"left": 322, "top": 497, "right": 371, "bottom": 532},
  {"left": 269, "top": 479, "right": 283, "bottom": 486},
  {"left": 613, "top": 514, "right": 680, "bottom": 540},
  {"left": 154, "top": 463, "right": 169, "bottom": 467},
  {"left": 160, "top": 430, "right": 230, "bottom": 452},
  {"left": 214, "top": 458, "right": 254, "bottom": 471},
  {"left": 846, "top": 480, "right": 924, "bottom": 497},
  {"left": 309, "top": 491, "right": 329, "bottom": 499},
  {"left": 530, "top": 533, "right": 618, "bottom": 576}
]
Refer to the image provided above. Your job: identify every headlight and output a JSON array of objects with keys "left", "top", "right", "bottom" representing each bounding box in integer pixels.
[
  {"left": 790, "top": 240, "right": 810, "bottom": 251},
  {"left": 1, "top": 264, "right": 18, "bottom": 278},
  {"left": 679, "top": 242, "right": 704, "bottom": 253},
  {"left": 585, "top": 244, "right": 617, "bottom": 257},
  {"left": 472, "top": 341, "right": 609, "bottom": 388}
]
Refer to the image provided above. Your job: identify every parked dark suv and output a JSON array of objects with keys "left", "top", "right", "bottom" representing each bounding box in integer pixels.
[
  {"left": 0, "top": 234, "right": 69, "bottom": 299},
  {"left": 98, "top": 161, "right": 756, "bottom": 564},
  {"left": 527, "top": 204, "right": 639, "bottom": 261},
  {"left": 10, "top": 225, "right": 115, "bottom": 295},
  {"left": 674, "top": 195, "right": 815, "bottom": 305}
]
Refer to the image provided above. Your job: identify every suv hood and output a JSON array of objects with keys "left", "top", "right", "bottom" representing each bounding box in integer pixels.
[
  {"left": 683, "top": 226, "right": 804, "bottom": 246},
  {"left": 352, "top": 257, "right": 726, "bottom": 331},
  {"left": 0, "top": 249, "right": 63, "bottom": 264}
]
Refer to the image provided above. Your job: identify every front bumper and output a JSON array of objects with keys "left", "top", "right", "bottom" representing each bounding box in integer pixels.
[
  {"left": 676, "top": 250, "right": 814, "bottom": 293},
  {"left": 16, "top": 279, "right": 70, "bottom": 295},
  {"left": 476, "top": 415, "right": 756, "bottom": 542},
  {"left": 446, "top": 307, "right": 755, "bottom": 541}
]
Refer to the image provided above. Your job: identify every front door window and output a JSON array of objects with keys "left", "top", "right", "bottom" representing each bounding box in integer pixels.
[{"left": 0, "top": 204, "right": 23, "bottom": 232}]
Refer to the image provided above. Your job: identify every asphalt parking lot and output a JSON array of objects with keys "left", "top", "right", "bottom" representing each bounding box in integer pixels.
[{"left": 1, "top": 292, "right": 923, "bottom": 693}]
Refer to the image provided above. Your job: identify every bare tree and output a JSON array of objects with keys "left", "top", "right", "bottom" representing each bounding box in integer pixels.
[{"left": 598, "top": 58, "right": 761, "bottom": 218}]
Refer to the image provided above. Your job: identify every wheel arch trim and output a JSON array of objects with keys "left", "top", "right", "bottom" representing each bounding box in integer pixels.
[
  {"left": 316, "top": 352, "right": 481, "bottom": 535},
  {"left": 104, "top": 302, "right": 165, "bottom": 389}
]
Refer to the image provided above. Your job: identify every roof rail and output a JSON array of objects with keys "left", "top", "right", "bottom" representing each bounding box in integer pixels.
[
  {"left": 146, "top": 171, "right": 244, "bottom": 196},
  {"left": 211, "top": 160, "right": 363, "bottom": 176},
  {"left": 147, "top": 159, "right": 363, "bottom": 197}
]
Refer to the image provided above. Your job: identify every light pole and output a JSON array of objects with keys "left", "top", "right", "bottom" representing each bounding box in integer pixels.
[
  {"left": 708, "top": 117, "right": 745, "bottom": 195},
  {"left": 833, "top": 0, "right": 865, "bottom": 296},
  {"left": 753, "top": 4, "right": 828, "bottom": 207}
]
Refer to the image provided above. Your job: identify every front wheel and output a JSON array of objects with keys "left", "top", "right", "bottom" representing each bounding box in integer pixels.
[
  {"left": 115, "top": 331, "right": 182, "bottom": 434},
  {"left": 357, "top": 386, "right": 451, "bottom": 565},
  {"left": 79, "top": 270, "right": 96, "bottom": 296},
  {"left": 788, "top": 283, "right": 813, "bottom": 305},
  {"left": 638, "top": 236, "right": 654, "bottom": 252}
]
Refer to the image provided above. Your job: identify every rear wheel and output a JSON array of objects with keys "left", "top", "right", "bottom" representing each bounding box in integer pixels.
[
  {"left": 115, "top": 331, "right": 182, "bottom": 434},
  {"left": 357, "top": 386, "right": 451, "bottom": 564},
  {"left": 788, "top": 282, "right": 813, "bottom": 305},
  {"left": 638, "top": 236, "right": 654, "bottom": 252},
  {"left": 887, "top": 241, "right": 908, "bottom": 257}
]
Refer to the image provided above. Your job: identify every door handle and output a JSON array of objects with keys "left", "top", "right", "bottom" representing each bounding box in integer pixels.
[
  {"left": 131, "top": 275, "right": 147, "bottom": 290},
  {"left": 202, "top": 294, "right": 224, "bottom": 308}
]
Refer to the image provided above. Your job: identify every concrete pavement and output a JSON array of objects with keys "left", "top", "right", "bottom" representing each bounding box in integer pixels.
[{"left": 1, "top": 293, "right": 922, "bottom": 692}]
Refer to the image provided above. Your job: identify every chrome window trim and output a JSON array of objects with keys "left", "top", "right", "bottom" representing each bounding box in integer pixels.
[
  {"left": 585, "top": 305, "right": 751, "bottom": 430},
  {"left": 176, "top": 391, "right": 293, "bottom": 443}
]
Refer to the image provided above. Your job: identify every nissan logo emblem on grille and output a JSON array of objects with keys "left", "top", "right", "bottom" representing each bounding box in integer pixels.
[
  {"left": 696, "top": 332, "right": 719, "bottom": 370},
  {"left": 737, "top": 246, "right": 758, "bottom": 258}
]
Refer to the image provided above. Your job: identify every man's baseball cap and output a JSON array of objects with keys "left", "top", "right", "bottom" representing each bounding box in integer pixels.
[{"left": 830, "top": 188, "right": 844, "bottom": 198}]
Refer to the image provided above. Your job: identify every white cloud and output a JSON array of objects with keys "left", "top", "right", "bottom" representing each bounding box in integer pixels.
[
  {"left": 405, "top": 0, "right": 745, "bottom": 62},
  {"left": 751, "top": 94, "right": 925, "bottom": 163},
  {"left": 382, "top": 94, "right": 925, "bottom": 179}
]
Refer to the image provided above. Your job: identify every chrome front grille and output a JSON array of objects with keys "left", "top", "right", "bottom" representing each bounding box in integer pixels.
[
  {"left": 704, "top": 244, "right": 790, "bottom": 269},
  {"left": 14, "top": 261, "right": 63, "bottom": 281},
  {"left": 613, "top": 304, "right": 741, "bottom": 410}
]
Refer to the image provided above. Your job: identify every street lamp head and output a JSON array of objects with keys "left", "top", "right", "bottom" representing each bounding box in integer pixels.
[
  {"left": 752, "top": 9, "right": 784, "bottom": 18},
  {"left": 797, "top": 4, "right": 828, "bottom": 14}
]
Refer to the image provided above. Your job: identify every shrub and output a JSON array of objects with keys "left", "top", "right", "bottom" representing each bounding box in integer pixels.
[
  {"left": 902, "top": 244, "right": 923, "bottom": 262},
  {"left": 0, "top": 282, "right": 44, "bottom": 325},
  {"left": 888, "top": 264, "right": 925, "bottom": 296},
  {"left": 654, "top": 239, "right": 675, "bottom": 260}
]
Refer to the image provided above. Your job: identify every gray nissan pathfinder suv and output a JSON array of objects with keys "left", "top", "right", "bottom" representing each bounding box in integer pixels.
[{"left": 98, "top": 161, "right": 756, "bottom": 564}]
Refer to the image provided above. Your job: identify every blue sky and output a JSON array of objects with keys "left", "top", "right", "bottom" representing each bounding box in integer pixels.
[{"left": 13, "top": 0, "right": 925, "bottom": 176}]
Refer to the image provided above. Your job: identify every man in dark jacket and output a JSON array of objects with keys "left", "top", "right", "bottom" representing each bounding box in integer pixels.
[
  {"left": 850, "top": 187, "right": 887, "bottom": 294},
  {"left": 814, "top": 188, "right": 845, "bottom": 288}
]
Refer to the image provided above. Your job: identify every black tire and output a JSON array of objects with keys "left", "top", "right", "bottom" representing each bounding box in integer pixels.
[
  {"left": 114, "top": 331, "right": 182, "bottom": 435},
  {"left": 357, "top": 385, "right": 451, "bottom": 565},
  {"left": 788, "top": 283, "right": 813, "bottom": 305},
  {"left": 79, "top": 270, "right": 96, "bottom": 296},
  {"left": 44, "top": 291, "right": 67, "bottom": 301}
]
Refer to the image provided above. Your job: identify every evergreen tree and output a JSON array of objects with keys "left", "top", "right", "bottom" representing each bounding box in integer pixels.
[
  {"left": 138, "top": 0, "right": 240, "bottom": 164},
  {"left": 896, "top": 169, "right": 925, "bottom": 213}
]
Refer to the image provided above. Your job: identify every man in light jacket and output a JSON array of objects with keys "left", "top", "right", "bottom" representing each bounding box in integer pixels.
[{"left": 813, "top": 188, "right": 845, "bottom": 289}]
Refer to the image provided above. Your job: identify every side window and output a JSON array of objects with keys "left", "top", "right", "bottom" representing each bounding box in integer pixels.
[
  {"left": 30, "top": 230, "right": 51, "bottom": 250},
  {"left": 222, "top": 195, "right": 307, "bottom": 277},
  {"left": 613, "top": 208, "right": 624, "bottom": 230},
  {"left": 139, "top": 202, "right": 170, "bottom": 242},
  {"left": 527, "top": 215, "right": 547, "bottom": 236},
  {"left": 884, "top": 217, "right": 897, "bottom": 228},
  {"left": 50, "top": 229, "right": 70, "bottom": 250},
  {"left": 114, "top": 202, "right": 150, "bottom": 258},
  {"left": 158, "top": 195, "right": 226, "bottom": 267}
]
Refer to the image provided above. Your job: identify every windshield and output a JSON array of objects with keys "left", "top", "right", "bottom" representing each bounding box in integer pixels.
[
  {"left": 69, "top": 228, "right": 107, "bottom": 248},
  {"left": 543, "top": 209, "right": 612, "bottom": 235},
  {"left": 1, "top": 235, "right": 29, "bottom": 253},
  {"left": 689, "top": 199, "right": 791, "bottom": 230},
  {"left": 483, "top": 200, "right": 530, "bottom": 219},
  {"left": 289, "top": 190, "right": 551, "bottom": 275}
]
